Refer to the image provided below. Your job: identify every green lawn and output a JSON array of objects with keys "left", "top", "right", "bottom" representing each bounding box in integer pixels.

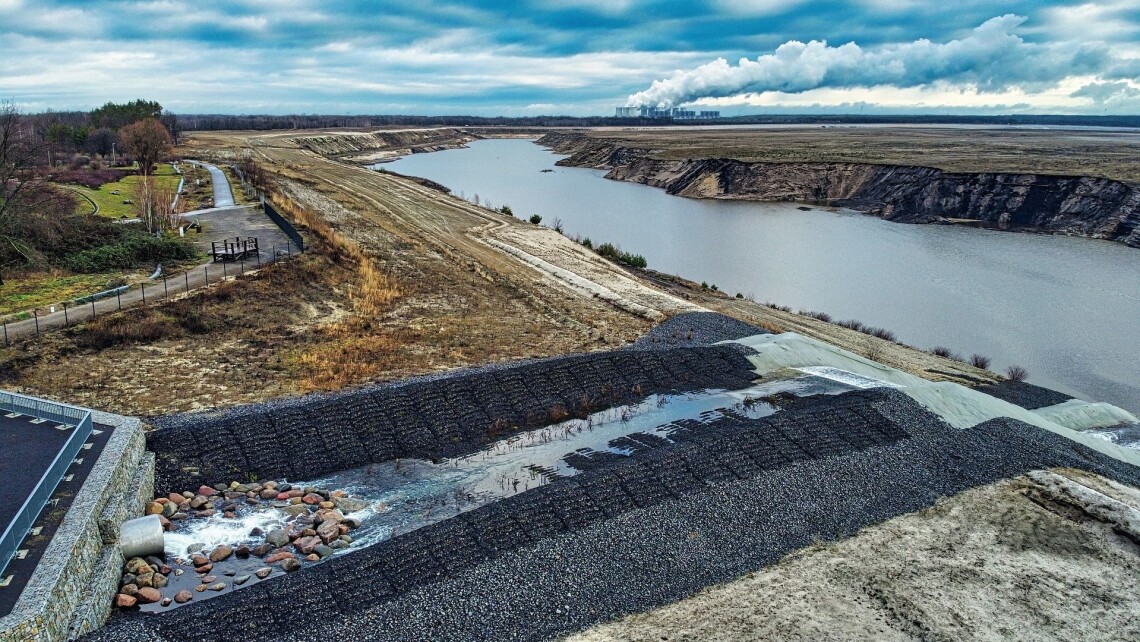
[
  {"left": 66, "top": 163, "right": 183, "bottom": 219},
  {"left": 0, "top": 271, "right": 128, "bottom": 317}
]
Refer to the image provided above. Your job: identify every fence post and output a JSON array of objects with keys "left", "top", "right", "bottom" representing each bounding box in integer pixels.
[
  {"left": 91, "top": 300, "right": 96, "bottom": 321},
  {"left": 3, "top": 322, "right": 7, "bottom": 347},
  {"left": 34, "top": 309, "right": 39, "bottom": 334},
  {"left": 117, "top": 290, "right": 122, "bottom": 310},
  {"left": 256, "top": 251, "right": 261, "bottom": 268},
  {"left": 205, "top": 267, "right": 209, "bottom": 286},
  {"left": 63, "top": 302, "right": 68, "bottom": 326},
  {"left": 185, "top": 272, "right": 190, "bottom": 292},
  {"left": 141, "top": 284, "right": 146, "bottom": 305},
  {"left": 223, "top": 262, "right": 227, "bottom": 280},
  {"left": 240, "top": 257, "right": 244, "bottom": 274},
  {"left": 163, "top": 275, "right": 169, "bottom": 297}
]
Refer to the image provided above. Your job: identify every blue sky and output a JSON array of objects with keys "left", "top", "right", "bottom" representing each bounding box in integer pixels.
[{"left": 1, "top": 0, "right": 1137, "bottom": 115}]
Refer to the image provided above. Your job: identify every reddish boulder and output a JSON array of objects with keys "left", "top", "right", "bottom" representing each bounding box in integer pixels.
[
  {"left": 115, "top": 594, "right": 137, "bottom": 608},
  {"left": 135, "top": 587, "right": 161, "bottom": 604}
]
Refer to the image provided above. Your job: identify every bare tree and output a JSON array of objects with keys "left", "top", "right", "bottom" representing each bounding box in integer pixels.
[
  {"left": 0, "top": 102, "right": 48, "bottom": 285},
  {"left": 133, "top": 175, "right": 177, "bottom": 233},
  {"left": 119, "top": 118, "right": 172, "bottom": 175}
]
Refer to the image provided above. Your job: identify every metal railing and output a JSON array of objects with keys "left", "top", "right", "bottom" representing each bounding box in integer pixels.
[
  {"left": 0, "top": 392, "right": 94, "bottom": 577},
  {"left": 261, "top": 200, "right": 305, "bottom": 252}
]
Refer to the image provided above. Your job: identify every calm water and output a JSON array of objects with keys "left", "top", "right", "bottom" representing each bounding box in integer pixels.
[{"left": 386, "top": 139, "right": 1140, "bottom": 415}]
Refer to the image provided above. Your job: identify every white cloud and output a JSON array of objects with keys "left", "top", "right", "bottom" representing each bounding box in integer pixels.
[{"left": 626, "top": 15, "right": 1136, "bottom": 108}]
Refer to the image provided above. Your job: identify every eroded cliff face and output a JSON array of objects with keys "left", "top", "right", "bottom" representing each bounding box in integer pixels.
[
  {"left": 295, "top": 128, "right": 477, "bottom": 162},
  {"left": 539, "top": 132, "right": 1140, "bottom": 247}
]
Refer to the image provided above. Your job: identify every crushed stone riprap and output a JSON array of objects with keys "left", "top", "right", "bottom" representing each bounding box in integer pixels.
[
  {"left": 626, "top": 311, "right": 770, "bottom": 350},
  {"left": 147, "top": 344, "right": 759, "bottom": 493},
  {"left": 978, "top": 380, "right": 1074, "bottom": 409},
  {"left": 82, "top": 387, "right": 1140, "bottom": 642}
]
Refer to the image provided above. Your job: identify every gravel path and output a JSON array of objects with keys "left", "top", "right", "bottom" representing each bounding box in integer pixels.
[{"left": 84, "top": 387, "right": 1140, "bottom": 642}]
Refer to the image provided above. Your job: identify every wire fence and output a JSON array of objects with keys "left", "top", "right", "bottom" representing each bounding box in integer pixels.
[{"left": 1, "top": 240, "right": 300, "bottom": 346}]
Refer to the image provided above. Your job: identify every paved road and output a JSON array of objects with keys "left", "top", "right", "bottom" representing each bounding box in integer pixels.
[{"left": 202, "top": 162, "right": 235, "bottom": 207}]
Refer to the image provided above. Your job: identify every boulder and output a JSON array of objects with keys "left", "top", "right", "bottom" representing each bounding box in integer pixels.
[
  {"left": 314, "top": 545, "right": 334, "bottom": 558},
  {"left": 293, "top": 536, "right": 322, "bottom": 555},
  {"left": 208, "top": 582, "right": 226, "bottom": 591},
  {"left": 265, "top": 528, "right": 290, "bottom": 547},
  {"left": 195, "top": 563, "right": 214, "bottom": 574},
  {"left": 301, "top": 493, "right": 322, "bottom": 505},
  {"left": 234, "top": 575, "right": 250, "bottom": 586},
  {"left": 167, "top": 493, "right": 185, "bottom": 504},
  {"left": 135, "top": 572, "right": 155, "bottom": 588},
  {"left": 145, "top": 501, "right": 164, "bottom": 516},
  {"left": 265, "top": 551, "right": 295, "bottom": 564},
  {"left": 198, "top": 485, "right": 217, "bottom": 497},
  {"left": 174, "top": 590, "right": 193, "bottom": 603},
  {"left": 161, "top": 598, "right": 172, "bottom": 607},
  {"left": 280, "top": 558, "right": 302, "bottom": 572},
  {"left": 254, "top": 567, "right": 272, "bottom": 579},
  {"left": 190, "top": 554, "right": 209, "bottom": 567},
  {"left": 209, "top": 545, "right": 233, "bottom": 562},
  {"left": 135, "top": 587, "right": 161, "bottom": 604},
  {"left": 316, "top": 520, "right": 340, "bottom": 544},
  {"left": 115, "top": 594, "right": 137, "bottom": 608},
  {"left": 235, "top": 545, "right": 250, "bottom": 559},
  {"left": 333, "top": 497, "right": 369, "bottom": 513},
  {"left": 121, "top": 584, "right": 139, "bottom": 596},
  {"left": 124, "top": 557, "right": 151, "bottom": 575}
]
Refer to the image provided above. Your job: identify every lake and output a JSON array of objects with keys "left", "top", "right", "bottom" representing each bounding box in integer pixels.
[{"left": 385, "top": 138, "right": 1140, "bottom": 415}]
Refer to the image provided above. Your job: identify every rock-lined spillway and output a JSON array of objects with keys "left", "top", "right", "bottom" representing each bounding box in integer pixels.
[{"left": 538, "top": 133, "right": 1140, "bottom": 247}]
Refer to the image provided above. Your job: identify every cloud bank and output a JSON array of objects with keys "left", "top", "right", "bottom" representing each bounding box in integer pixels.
[{"left": 626, "top": 15, "right": 1137, "bottom": 108}]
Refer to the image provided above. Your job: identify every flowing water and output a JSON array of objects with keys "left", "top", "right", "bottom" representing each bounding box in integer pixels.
[
  {"left": 151, "top": 374, "right": 876, "bottom": 609},
  {"left": 384, "top": 139, "right": 1140, "bottom": 415}
]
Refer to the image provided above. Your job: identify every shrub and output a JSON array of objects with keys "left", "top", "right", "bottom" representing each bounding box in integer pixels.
[
  {"left": 552, "top": 218, "right": 563, "bottom": 234},
  {"left": 866, "top": 326, "right": 897, "bottom": 342},
  {"left": 529, "top": 214, "right": 542, "bottom": 224},
  {"left": 801, "top": 310, "right": 832, "bottom": 323},
  {"left": 499, "top": 205, "right": 513, "bottom": 217},
  {"left": 837, "top": 319, "right": 865, "bottom": 332},
  {"left": 1006, "top": 365, "right": 1029, "bottom": 382},
  {"left": 930, "top": 346, "right": 963, "bottom": 361},
  {"left": 62, "top": 232, "right": 198, "bottom": 273},
  {"left": 581, "top": 237, "right": 592, "bottom": 249},
  {"left": 736, "top": 293, "right": 744, "bottom": 299},
  {"left": 594, "top": 241, "right": 646, "bottom": 268},
  {"left": 969, "top": 354, "right": 992, "bottom": 369}
]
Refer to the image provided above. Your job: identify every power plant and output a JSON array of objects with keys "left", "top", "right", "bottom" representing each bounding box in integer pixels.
[{"left": 614, "top": 106, "right": 720, "bottom": 119}]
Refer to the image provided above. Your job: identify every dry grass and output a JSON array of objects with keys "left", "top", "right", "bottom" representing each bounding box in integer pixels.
[{"left": 265, "top": 193, "right": 404, "bottom": 390}]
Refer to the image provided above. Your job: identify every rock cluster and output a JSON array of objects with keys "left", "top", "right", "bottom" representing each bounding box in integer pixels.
[{"left": 116, "top": 480, "right": 364, "bottom": 609}]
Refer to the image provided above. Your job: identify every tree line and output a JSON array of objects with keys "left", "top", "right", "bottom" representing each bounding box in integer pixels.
[{"left": 23, "top": 99, "right": 180, "bottom": 166}]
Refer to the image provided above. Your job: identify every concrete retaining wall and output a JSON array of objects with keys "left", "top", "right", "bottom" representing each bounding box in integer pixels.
[{"left": 0, "top": 412, "right": 151, "bottom": 642}]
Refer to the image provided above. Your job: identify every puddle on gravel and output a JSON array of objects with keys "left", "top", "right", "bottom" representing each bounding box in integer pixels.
[{"left": 148, "top": 372, "right": 882, "bottom": 609}]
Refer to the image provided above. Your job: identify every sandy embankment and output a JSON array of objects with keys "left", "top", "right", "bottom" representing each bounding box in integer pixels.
[{"left": 567, "top": 468, "right": 1140, "bottom": 642}]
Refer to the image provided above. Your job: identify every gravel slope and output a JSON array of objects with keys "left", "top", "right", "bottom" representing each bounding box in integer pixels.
[{"left": 84, "top": 387, "right": 1140, "bottom": 642}]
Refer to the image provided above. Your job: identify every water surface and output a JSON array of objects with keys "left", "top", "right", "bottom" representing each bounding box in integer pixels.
[{"left": 386, "top": 139, "right": 1140, "bottom": 414}]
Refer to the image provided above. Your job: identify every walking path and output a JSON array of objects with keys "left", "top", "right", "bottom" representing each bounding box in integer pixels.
[{"left": 2, "top": 168, "right": 295, "bottom": 345}]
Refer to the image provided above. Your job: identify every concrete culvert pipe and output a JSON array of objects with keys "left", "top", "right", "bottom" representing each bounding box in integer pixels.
[{"left": 120, "top": 515, "right": 165, "bottom": 559}]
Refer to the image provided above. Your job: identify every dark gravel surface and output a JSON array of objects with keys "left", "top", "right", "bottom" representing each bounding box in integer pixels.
[
  {"left": 84, "top": 389, "right": 1140, "bottom": 642},
  {"left": 977, "top": 380, "right": 1074, "bottom": 409},
  {"left": 148, "top": 344, "right": 758, "bottom": 494},
  {"left": 627, "top": 311, "right": 768, "bottom": 350}
]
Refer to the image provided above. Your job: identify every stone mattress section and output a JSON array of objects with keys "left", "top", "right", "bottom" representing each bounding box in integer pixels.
[
  {"left": 93, "top": 387, "right": 915, "bottom": 641},
  {"left": 147, "top": 345, "right": 758, "bottom": 493},
  {"left": 87, "top": 388, "right": 1140, "bottom": 642}
]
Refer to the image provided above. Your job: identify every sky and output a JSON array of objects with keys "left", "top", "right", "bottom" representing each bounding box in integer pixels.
[{"left": 1, "top": 0, "right": 1138, "bottom": 116}]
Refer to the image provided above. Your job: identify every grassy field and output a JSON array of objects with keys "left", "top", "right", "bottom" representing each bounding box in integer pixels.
[
  {"left": 572, "top": 126, "right": 1140, "bottom": 183},
  {"left": 68, "top": 163, "right": 183, "bottom": 219},
  {"left": 0, "top": 270, "right": 130, "bottom": 318}
]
